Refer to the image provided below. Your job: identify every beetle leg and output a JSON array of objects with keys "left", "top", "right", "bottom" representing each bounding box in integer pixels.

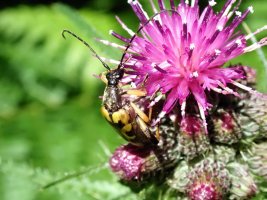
[
  {"left": 156, "top": 125, "right": 160, "bottom": 141},
  {"left": 126, "top": 89, "right": 147, "bottom": 97},
  {"left": 136, "top": 116, "right": 159, "bottom": 144},
  {"left": 136, "top": 116, "right": 151, "bottom": 139},
  {"left": 130, "top": 102, "right": 150, "bottom": 123},
  {"left": 100, "top": 72, "right": 108, "bottom": 84},
  {"left": 148, "top": 107, "right": 153, "bottom": 121}
]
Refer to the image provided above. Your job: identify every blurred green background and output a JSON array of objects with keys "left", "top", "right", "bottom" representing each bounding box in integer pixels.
[{"left": 0, "top": 0, "right": 266, "bottom": 200}]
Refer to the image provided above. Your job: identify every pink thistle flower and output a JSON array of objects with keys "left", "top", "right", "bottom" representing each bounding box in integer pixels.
[{"left": 103, "top": 0, "right": 267, "bottom": 131}]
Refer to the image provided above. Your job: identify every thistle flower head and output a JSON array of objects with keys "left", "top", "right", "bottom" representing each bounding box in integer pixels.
[
  {"left": 109, "top": 144, "right": 160, "bottom": 181},
  {"left": 228, "top": 163, "right": 258, "bottom": 199},
  {"left": 237, "top": 92, "right": 267, "bottom": 139},
  {"left": 239, "top": 65, "right": 257, "bottom": 86},
  {"left": 107, "top": 0, "right": 267, "bottom": 130},
  {"left": 189, "top": 183, "right": 218, "bottom": 200},
  {"left": 186, "top": 159, "right": 230, "bottom": 200},
  {"left": 212, "top": 109, "right": 242, "bottom": 144},
  {"left": 178, "top": 115, "right": 210, "bottom": 159},
  {"left": 247, "top": 142, "right": 267, "bottom": 181}
]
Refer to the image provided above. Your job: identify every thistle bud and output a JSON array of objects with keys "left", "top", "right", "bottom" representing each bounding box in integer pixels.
[
  {"left": 168, "top": 158, "right": 230, "bottom": 199},
  {"left": 178, "top": 115, "right": 210, "bottom": 160},
  {"left": 212, "top": 109, "right": 242, "bottom": 144},
  {"left": 213, "top": 145, "right": 236, "bottom": 164},
  {"left": 168, "top": 161, "right": 190, "bottom": 192},
  {"left": 237, "top": 93, "right": 267, "bottom": 139},
  {"left": 109, "top": 144, "right": 161, "bottom": 181},
  {"left": 186, "top": 159, "right": 230, "bottom": 200},
  {"left": 157, "top": 116, "right": 181, "bottom": 165},
  {"left": 239, "top": 66, "right": 257, "bottom": 86},
  {"left": 228, "top": 163, "right": 258, "bottom": 199},
  {"left": 247, "top": 142, "right": 267, "bottom": 181}
]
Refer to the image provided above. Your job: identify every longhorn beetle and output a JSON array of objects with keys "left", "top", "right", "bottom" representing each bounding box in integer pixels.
[{"left": 62, "top": 9, "right": 179, "bottom": 146}]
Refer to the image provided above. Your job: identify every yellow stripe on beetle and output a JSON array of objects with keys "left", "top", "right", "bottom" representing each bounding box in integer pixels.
[
  {"left": 111, "top": 109, "right": 130, "bottom": 124},
  {"left": 118, "top": 109, "right": 130, "bottom": 124},
  {"left": 100, "top": 106, "right": 112, "bottom": 122}
]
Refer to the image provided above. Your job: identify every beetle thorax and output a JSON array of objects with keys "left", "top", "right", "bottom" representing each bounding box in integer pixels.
[{"left": 103, "top": 86, "right": 123, "bottom": 112}]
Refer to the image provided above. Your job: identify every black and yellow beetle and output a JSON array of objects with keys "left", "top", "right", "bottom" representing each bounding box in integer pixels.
[
  {"left": 61, "top": 30, "right": 156, "bottom": 146},
  {"left": 62, "top": 29, "right": 157, "bottom": 146},
  {"left": 99, "top": 66, "right": 158, "bottom": 146},
  {"left": 62, "top": 10, "right": 178, "bottom": 146}
]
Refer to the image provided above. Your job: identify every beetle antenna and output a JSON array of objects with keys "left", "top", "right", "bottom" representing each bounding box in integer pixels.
[
  {"left": 62, "top": 30, "right": 111, "bottom": 71},
  {"left": 119, "top": 9, "right": 179, "bottom": 69}
]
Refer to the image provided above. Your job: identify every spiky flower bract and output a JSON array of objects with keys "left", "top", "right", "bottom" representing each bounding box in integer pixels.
[{"left": 104, "top": 0, "right": 267, "bottom": 130}]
